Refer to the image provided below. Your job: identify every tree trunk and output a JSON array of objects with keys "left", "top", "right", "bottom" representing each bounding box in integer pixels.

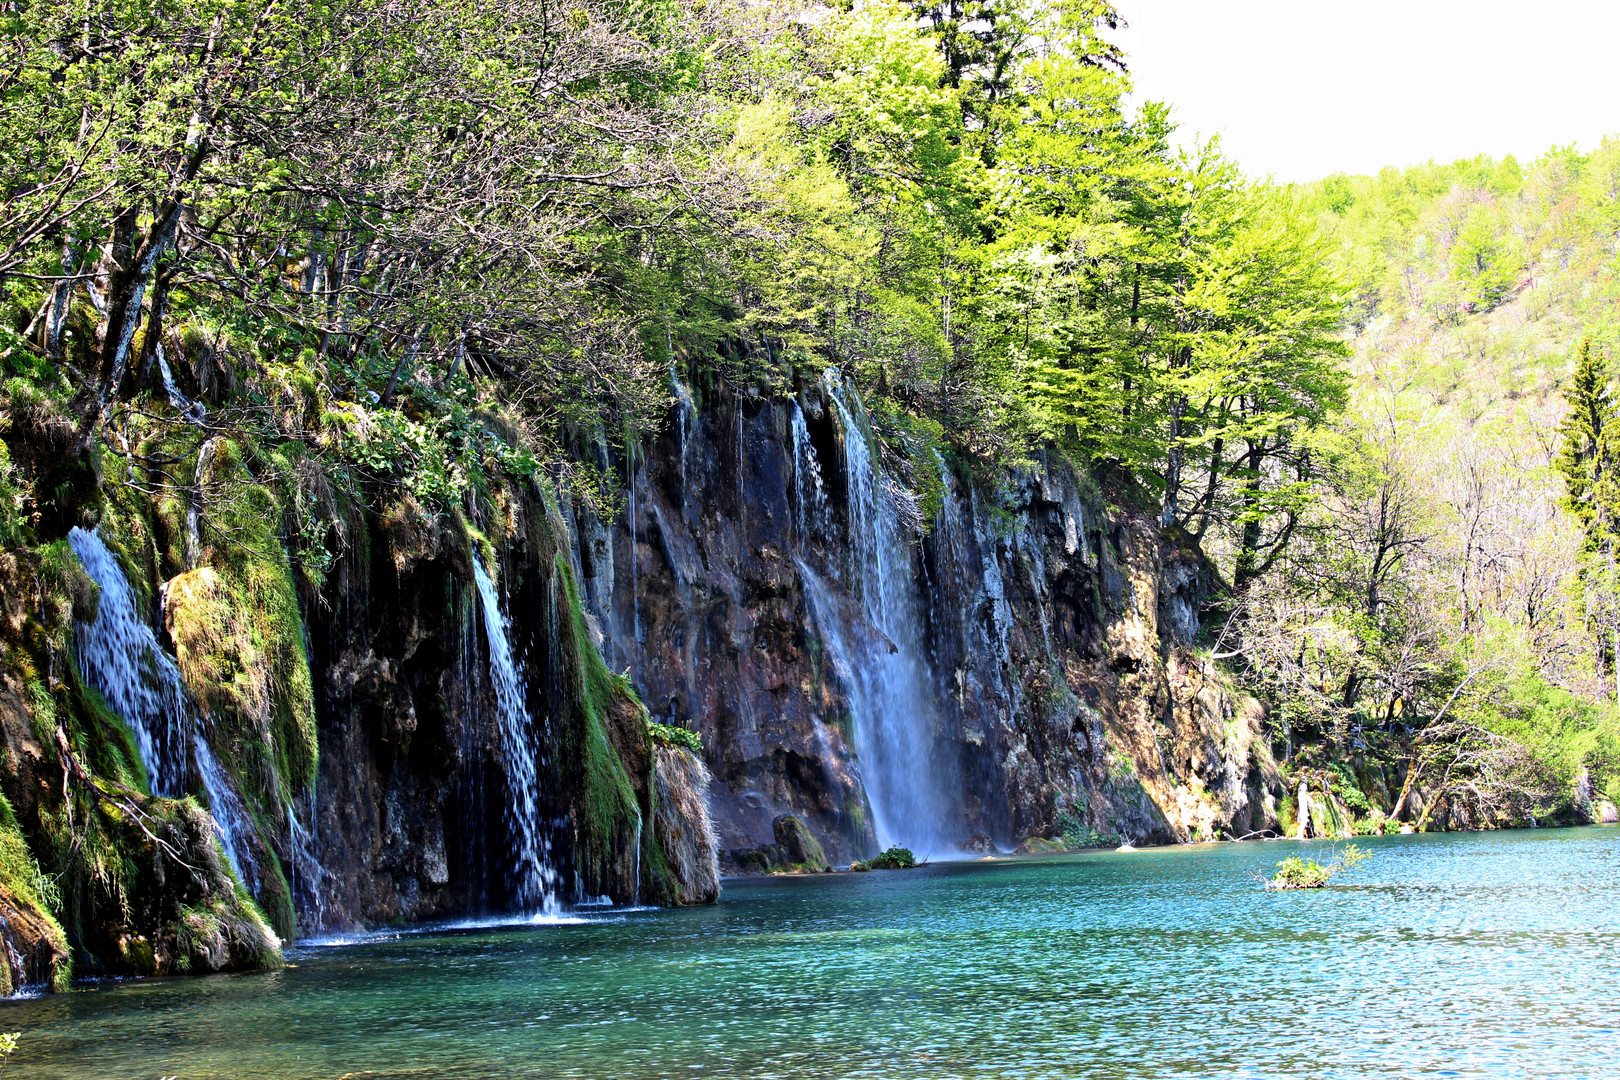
[
  {"left": 95, "top": 202, "right": 183, "bottom": 410},
  {"left": 1161, "top": 385, "right": 1185, "bottom": 529},
  {"left": 45, "top": 242, "right": 78, "bottom": 361},
  {"left": 382, "top": 331, "right": 421, "bottom": 407},
  {"left": 1191, "top": 435, "right": 1223, "bottom": 541},
  {"left": 1232, "top": 439, "right": 1269, "bottom": 588},
  {"left": 1389, "top": 759, "right": 1416, "bottom": 822}
]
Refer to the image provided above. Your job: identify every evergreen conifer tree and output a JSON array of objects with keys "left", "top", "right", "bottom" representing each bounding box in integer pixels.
[
  {"left": 1556, "top": 338, "right": 1620, "bottom": 693},
  {"left": 1556, "top": 338, "right": 1618, "bottom": 548}
]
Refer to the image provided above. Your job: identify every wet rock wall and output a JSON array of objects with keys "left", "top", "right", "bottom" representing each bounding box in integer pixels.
[{"left": 574, "top": 374, "right": 1283, "bottom": 867}]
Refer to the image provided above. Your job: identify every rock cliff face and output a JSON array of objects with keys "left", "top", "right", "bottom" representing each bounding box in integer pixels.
[
  {"left": 0, "top": 378, "right": 722, "bottom": 966},
  {"left": 571, "top": 372, "right": 1283, "bottom": 869},
  {"left": 291, "top": 488, "right": 722, "bottom": 934},
  {"left": 0, "top": 355, "right": 1277, "bottom": 984}
]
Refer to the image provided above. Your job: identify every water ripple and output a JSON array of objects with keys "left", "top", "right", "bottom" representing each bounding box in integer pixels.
[{"left": 6, "top": 828, "right": 1620, "bottom": 1079}]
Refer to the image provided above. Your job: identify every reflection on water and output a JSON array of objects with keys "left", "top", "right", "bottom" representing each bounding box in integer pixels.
[{"left": 9, "top": 828, "right": 1620, "bottom": 1079}]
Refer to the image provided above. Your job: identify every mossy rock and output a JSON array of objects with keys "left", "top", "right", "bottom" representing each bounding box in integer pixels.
[
  {"left": 772, "top": 815, "right": 829, "bottom": 871},
  {"left": 1015, "top": 836, "right": 1070, "bottom": 855},
  {"left": 646, "top": 746, "right": 719, "bottom": 905},
  {"left": 0, "top": 807, "right": 70, "bottom": 992}
]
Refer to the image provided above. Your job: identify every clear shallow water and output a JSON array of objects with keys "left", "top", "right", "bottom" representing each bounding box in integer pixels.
[{"left": 9, "top": 828, "right": 1620, "bottom": 1079}]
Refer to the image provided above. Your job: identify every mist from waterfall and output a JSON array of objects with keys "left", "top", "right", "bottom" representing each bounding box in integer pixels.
[
  {"left": 469, "top": 556, "right": 558, "bottom": 916},
  {"left": 67, "top": 527, "right": 257, "bottom": 887},
  {"left": 797, "top": 372, "right": 956, "bottom": 856}
]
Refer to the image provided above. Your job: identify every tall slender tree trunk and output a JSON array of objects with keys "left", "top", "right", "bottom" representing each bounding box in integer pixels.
[
  {"left": 45, "top": 241, "right": 78, "bottom": 360},
  {"left": 1161, "top": 343, "right": 1190, "bottom": 529},
  {"left": 1232, "top": 439, "right": 1269, "bottom": 588}
]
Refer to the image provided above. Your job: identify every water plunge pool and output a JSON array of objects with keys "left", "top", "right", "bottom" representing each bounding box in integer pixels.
[{"left": 9, "top": 828, "right": 1619, "bottom": 1078}]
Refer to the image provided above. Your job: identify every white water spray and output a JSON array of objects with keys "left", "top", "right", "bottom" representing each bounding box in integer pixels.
[
  {"left": 288, "top": 794, "right": 329, "bottom": 935},
  {"left": 69, "top": 528, "right": 189, "bottom": 793},
  {"left": 68, "top": 527, "right": 256, "bottom": 885},
  {"left": 156, "top": 344, "right": 207, "bottom": 425},
  {"left": 790, "top": 401, "right": 826, "bottom": 543},
  {"left": 470, "top": 556, "right": 558, "bottom": 915},
  {"left": 799, "top": 372, "right": 955, "bottom": 855}
]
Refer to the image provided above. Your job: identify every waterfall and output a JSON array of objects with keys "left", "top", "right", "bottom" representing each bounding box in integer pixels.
[
  {"left": 156, "top": 344, "right": 207, "bottom": 425},
  {"left": 67, "top": 527, "right": 256, "bottom": 887},
  {"left": 287, "top": 793, "right": 328, "bottom": 935},
  {"left": 790, "top": 401, "right": 826, "bottom": 544},
  {"left": 455, "top": 583, "right": 491, "bottom": 907},
  {"left": 68, "top": 528, "right": 190, "bottom": 794},
  {"left": 627, "top": 448, "right": 642, "bottom": 647},
  {"left": 469, "top": 556, "right": 558, "bottom": 916},
  {"left": 194, "top": 738, "right": 262, "bottom": 894},
  {"left": 186, "top": 437, "right": 219, "bottom": 570},
  {"left": 671, "top": 361, "right": 698, "bottom": 509},
  {"left": 805, "top": 372, "right": 955, "bottom": 855}
]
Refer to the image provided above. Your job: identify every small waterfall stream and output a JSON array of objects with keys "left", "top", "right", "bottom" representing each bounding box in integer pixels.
[
  {"left": 193, "top": 738, "right": 263, "bottom": 894},
  {"left": 671, "top": 361, "right": 698, "bottom": 510},
  {"left": 469, "top": 556, "right": 558, "bottom": 916},
  {"left": 790, "top": 402, "right": 826, "bottom": 542},
  {"left": 287, "top": 794, "right": 329, "bottom": 934},
  {"left": 801, "top": 372, "right": 955, "bottom": 855},
  {"left": 69, "top": 528, "right": 189, "bottom": 793},
  {"left": 67, "top": 527, "right": 257, "bottom": 886},
  {"left": 156, "top": 345, "right": 207, "bottom": 425},
  {"left": 185, "top": 437, "right": 219, "bottom": 570}
]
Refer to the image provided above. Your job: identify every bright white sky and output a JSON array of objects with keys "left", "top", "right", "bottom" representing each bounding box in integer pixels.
[{"left": 1109, "top": 0, "right": 1620, "bottom": 183}]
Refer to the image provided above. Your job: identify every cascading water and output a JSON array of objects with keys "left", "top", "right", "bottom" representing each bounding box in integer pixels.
[
  {"left": 627, "top": 447, "right": 642, "bottom": 646},
  {"left": 287, "top": 794, "right": 329, "bottom": 934},
  {"left": 67, "top": 527, "right": 256, "bottom": 886},
  {"left": 454, "top": 585, "right": 492, "bottom": 907},
  {"left": 790, "top": 402, "right": 826, "bottom": 543},
  {"left": 186, "top": 437, "right": 219, "bottom": 570},
  {"left": 799, "top": 372, "right": 955, "bottom": 855},
  {"left": 469, "top": 556, "right": 558, "bottom": 916},
  {"left": 194, "top": 738, "right": 262, "bottom": 893},
  {"left": 156, "top": 345, "right": 207, "bottom": 425},
  {"left": 69, "top": 528, "right": 190, "bottom": 793},
  {"left": 671, "top": 361, "right": 698, "bottom": 509}
]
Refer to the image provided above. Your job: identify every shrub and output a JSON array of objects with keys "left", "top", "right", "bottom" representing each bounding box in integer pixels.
[
  {"left": 867, "top": 847, "right": 916, "bottom": 870},
  {"left": 647, "top": 720, "right": 703, "bottom": 753},
  {"left": 1267, "top": 844, "right": 1370, "bottom": 889},
  {"left": 1327, "top": 763, "right": 1371, "bottom": 811}
]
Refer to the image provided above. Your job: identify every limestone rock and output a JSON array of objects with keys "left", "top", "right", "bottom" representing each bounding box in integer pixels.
[
  {"left": 772, "top": 814, "right": 829, "bottom": 871},
  {"left": 651, "top": 745, "right": 721, "bottom": 905}
]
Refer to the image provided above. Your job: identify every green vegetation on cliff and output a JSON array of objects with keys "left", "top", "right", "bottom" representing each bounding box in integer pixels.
[{"left": 2, "top": 0, "right": 1619, "bottom": 980}]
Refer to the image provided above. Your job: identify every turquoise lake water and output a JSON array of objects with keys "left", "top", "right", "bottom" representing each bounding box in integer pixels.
[{"left": 7, "top": 828, "right": 1619, "bottom": 1079}]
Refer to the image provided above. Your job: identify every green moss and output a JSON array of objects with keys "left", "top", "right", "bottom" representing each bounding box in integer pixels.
[
  {"left": 553, "top": 555, "right": 643, "bottom": 889},
  {"left": 96, "top": 452, "right": 168, "bottom": 607},
  {"left": 171, "top": 435, "right": 318, "bottom": 801},
  {"left": 1016, "top": 836, "right": 1069, "bottom": 854},
  {"left": 65, "top": 671, "right": 149, "bottom": 794},
  {"left": 0, "top": 800, "right": 69, "bottom": 981},
  {"left": 245, "top": 807, "right": 296, "bottom": 942},
  {"left": 638, "top": 773, "right": 679, "bottom": 906}
]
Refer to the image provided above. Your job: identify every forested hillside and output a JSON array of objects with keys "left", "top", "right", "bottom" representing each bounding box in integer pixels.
[
  {"left": 1223, "top": 147, "right": 1620, "bottom": 831},
  {"left": 2, "top": 0, "right": 1618, "bottom": 988}
]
